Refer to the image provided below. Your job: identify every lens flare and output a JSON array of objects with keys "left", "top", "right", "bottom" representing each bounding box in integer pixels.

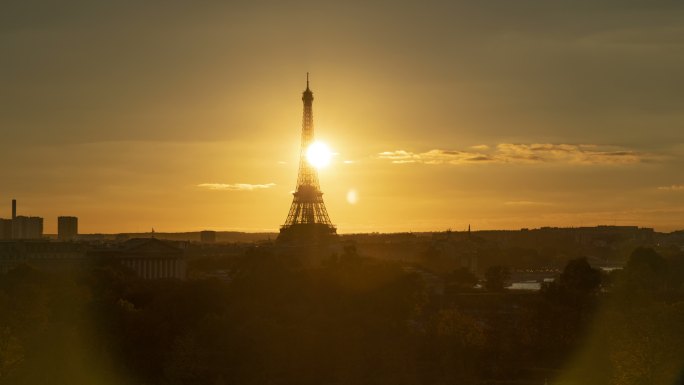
[
  {"left": 306, "top": 141, "right": 332, "bottom": 169},
  {"left": 347, "top": 189, "right": 358, "bottom": 204}
]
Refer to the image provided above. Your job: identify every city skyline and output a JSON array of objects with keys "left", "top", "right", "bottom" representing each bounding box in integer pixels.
[{"left": 2, "top": 1, "right": 683, "bottom": 234}]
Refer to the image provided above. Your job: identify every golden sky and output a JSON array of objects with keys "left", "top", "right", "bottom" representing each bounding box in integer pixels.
[{"left": 2, "top": 1, "right": 683, "bottom": 233}]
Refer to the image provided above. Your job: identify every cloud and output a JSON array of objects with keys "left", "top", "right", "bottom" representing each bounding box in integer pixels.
[
  {"left": 657, "top": 184, "right": 684, "bottom": 191},
  {"left": 198, "top": 183, "right": 276, "bottom": 191},
  {"left": 379, "top": 143, "right": 649, "bottom": 165},
  {"left": 495, "top": 143, "right": 645, "bottom": 165},
  {"left": 377, "top": 150, "right": 419, "bottom": 163},
  {"left": 504, "top": 201, "right": 553, "bottom": 206},
  {"left": 377, "top": 149, "right": 495, "bottom": 165},
  {"left": 470, "top": 144, "right": 490, "bottom": 150}
]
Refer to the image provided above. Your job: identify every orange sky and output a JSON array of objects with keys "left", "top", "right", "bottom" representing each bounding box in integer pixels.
[{"left": 2, "top": 1, "right": 683, "bottom": 233}]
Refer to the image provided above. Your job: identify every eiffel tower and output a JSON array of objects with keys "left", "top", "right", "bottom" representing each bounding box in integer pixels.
[{"left": 278, "top": 74, "right": 337, "bottom": 243}]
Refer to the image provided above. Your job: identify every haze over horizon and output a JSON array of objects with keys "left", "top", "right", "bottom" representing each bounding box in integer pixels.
[{"left": 2, "top": 1, "right": 683, "bottom": 233}]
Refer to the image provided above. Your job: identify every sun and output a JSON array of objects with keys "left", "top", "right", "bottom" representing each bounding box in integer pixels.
[{"left": 306, "top": 141, "right": 332, "bottom": 169}]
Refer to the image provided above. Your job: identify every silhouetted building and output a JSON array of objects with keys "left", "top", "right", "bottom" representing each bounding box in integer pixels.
[
  {"left": 278, "top": 74, "right": 337, "bottom": 244},
  {"left": 58, "top": 216, "right": 78, "bottom": 241},
  {"left": 200, "top": 230, "right": 216, "bottom": 243},
  {"left": 0, "top": 219, "right": 12, "bottom": 240},
  {"left": 12, "top": 216, "right": 43, "bottom": 239},
  {"left": 7, "top": 200, "right": 43, "bottom": 239},
  {"left": 90, "top": 238, "right": 186, "bottom": 279},
  {"left": 0, "top": 240, "right": 89, "bottom": 274},
  {"left": 430, "top": 231, "right": 479, "bottom": 273}
]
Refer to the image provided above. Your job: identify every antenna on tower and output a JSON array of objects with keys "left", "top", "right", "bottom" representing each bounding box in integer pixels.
[{"left": 306, "top": 72, "right": 310, "bottom": 88}]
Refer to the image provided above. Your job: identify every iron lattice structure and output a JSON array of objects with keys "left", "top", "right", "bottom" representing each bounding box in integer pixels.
[{"left": 279, "top": 75, "right": 336, "bottom": 241}]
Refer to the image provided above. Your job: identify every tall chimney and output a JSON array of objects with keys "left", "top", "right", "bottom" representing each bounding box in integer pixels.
[{"left": 12, "top": 199, "right": 16, "bottom": 220}]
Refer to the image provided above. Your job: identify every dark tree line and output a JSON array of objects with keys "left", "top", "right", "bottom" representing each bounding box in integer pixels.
[{"left": 1, "top": 246, "right": 683, "bottom": 384}]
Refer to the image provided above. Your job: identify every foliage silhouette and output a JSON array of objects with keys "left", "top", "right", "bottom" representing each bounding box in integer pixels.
[
  {"left": 1, "top": 245, "right": 684, "bottom": 384},
  {"left": 485, "top": 265, "right": 511, "bottom": 291}
]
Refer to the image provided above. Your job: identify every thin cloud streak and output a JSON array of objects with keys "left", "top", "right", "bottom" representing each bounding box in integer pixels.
[
  {"left": 470, "top": 144, "right": 490, "bottom": 150},
  {"left": 378, "top": 149, "right": 495, "bottom": 164},
  {"left": 379, "top": 143, "right": 650, "bottom": 165},
  {"left": 496, "top": 144, "right": 646, "bottom": 165},
  {"left": 198, "top": 183, "right": 276, "bottom": 191},
  {"left": 658, "top": 184, "right": 684, "bottom": 191},
  {"left": 504, "top": 201, "right": 554, "bottom": 206}
]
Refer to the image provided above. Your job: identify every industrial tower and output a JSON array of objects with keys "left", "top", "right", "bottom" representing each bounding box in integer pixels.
[{"left": 278, "top": 75, "right": 337, "bottom": 243}]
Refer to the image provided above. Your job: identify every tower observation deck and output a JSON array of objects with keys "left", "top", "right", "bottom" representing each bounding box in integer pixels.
[{"left": 278, "top": 74, "right": 337, "bottom": 243}]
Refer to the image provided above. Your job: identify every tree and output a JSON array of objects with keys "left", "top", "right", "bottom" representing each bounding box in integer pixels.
[
  {"left": 485, "top": 266, "right": 511, "bottom": 292},
  {"left": 623, "top": 247, "right": 667, "bottom": 293},
  {"left": 0, "top": 327, "right": 24, "bottom": 380},
  {"left": 627, "top": 247, "right": 666, "bottom": 273},
  {"left": 445, "top": 267, "right": 478, "bottom": 293},
  {"left": 559, "top": 257, "right": 602, "bottom": 295}
]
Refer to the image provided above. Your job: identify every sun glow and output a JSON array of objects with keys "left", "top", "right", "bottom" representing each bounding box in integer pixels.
[{"left": 306, "top": 141, "right": 333, "bottom": 169}]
